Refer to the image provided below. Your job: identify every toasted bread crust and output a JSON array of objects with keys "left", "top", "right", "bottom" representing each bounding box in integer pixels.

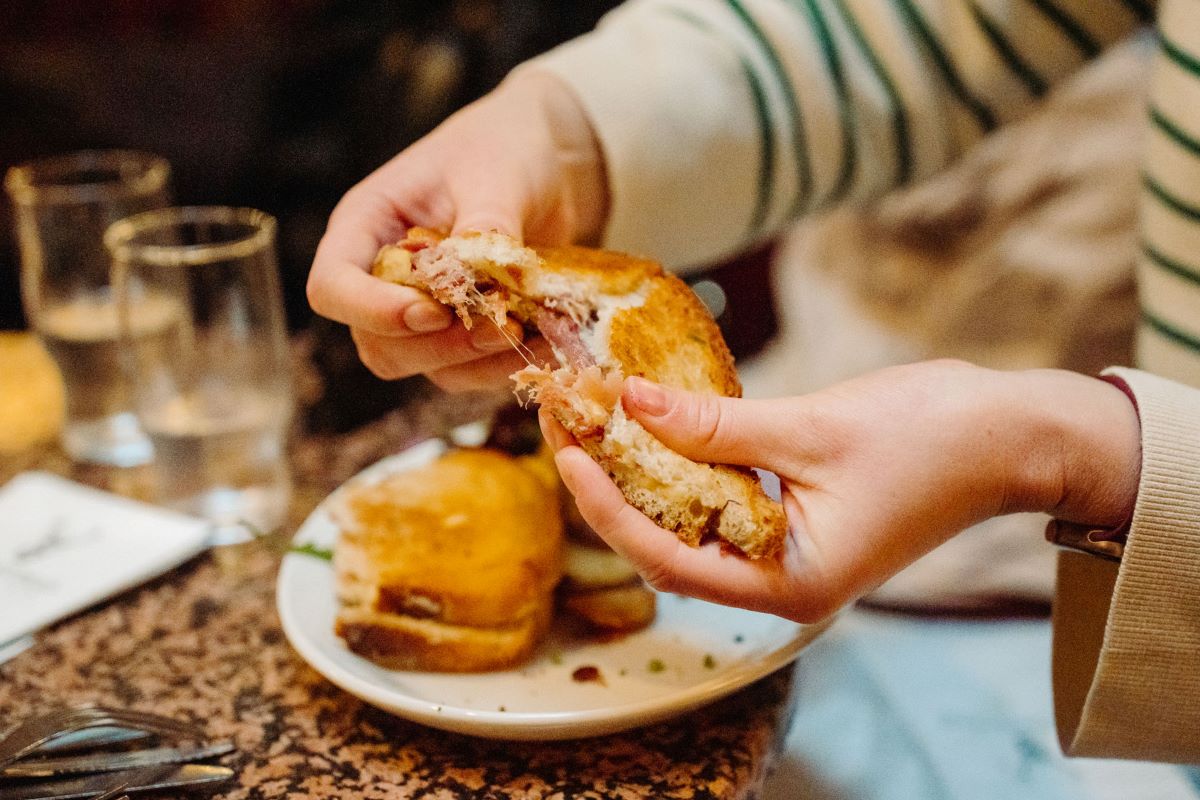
[
  {"left": 533, "top": 244, "right": 660, "bottom": 296},
  {"left": 606, "top": 274, "right": 741, "bottom": 397},
  {"left": 335, "top": 602, "right": 552, "bottom": 672}
]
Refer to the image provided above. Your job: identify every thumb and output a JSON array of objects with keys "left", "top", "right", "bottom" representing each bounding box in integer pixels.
[{"left": 621, "top": 377, "right": 793, "bottom": 469}]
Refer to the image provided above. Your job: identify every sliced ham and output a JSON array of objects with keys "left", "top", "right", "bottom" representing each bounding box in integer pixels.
[
  {"left": 533, "top": 307, "right": 595, "bottom": 369},
  {"left": 513, "top": 364, "right": 623, "bottom": 439}
]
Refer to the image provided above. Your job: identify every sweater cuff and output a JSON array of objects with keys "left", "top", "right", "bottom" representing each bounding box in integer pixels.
[
  {"left": 515, "top": 3, "right": 764, "bottom": 271},
  {"left": 1052, "top": 367, "right": 1200, "bottom": 762}
]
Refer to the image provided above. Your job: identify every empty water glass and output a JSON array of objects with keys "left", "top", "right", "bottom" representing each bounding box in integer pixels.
[{"left": 106, "top": 206, "right": 293, "bottom": 541}]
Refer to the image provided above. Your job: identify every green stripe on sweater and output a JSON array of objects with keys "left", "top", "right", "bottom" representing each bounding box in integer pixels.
[
  {"left": 1143, "top": 241, "right": 1200, "bottom": 288},
  {"left": 1118, "top": 0, "right": 1154, "bottom": 24},
  {"left": 1143, "top": 311, "right": 1200, "bottom": 355},
  {"left": 968, "top": 1, "right": 1049, "bottom": 96},
  {"left": 667, "top": 8, "right": 777, "bottom": 239},
  {"left": 725, "top": 0, "right": 815, "bottom": 222},
  {"left": 1162, "top": 32, "right": 1200, "bottom": 79},
  {"left": 893, "top": 0, "right": 998, "bottom": 130},
  {"left": 831, "top": 0, "right": 912, "bottom": 185},
  {"left": 1151, "top": 106, "right": 1200, "bottom": 157},
  {"left": 1024, "top": 0, "right": 1100, "bottom": 57},
  {"left": 796, "top": 0, "right": 857, "bottom": 204},
  {"left": 1144, "top": 174, "right": 1200, "bottom": 223}
]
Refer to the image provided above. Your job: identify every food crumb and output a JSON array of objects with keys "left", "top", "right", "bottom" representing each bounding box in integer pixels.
[
  {"left": 648, "top": 659, "right": 665, "bottom": 673},
  {"left": 498, "top": 705, "right": 506, "bottom": 712},
  {"left": 572, "top": 665, "right": 605, "bottom": 685},
  {"left": 703, "top": 654, "right": 716, "bottom": 669}
]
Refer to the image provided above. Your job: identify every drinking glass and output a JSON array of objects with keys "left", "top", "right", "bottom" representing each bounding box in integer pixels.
[
  {"left": 105, "top": 206, "right": 293, "bottom": 540},
  {"left": 5, "top": 150, "right": 171, "bottom": 466}
]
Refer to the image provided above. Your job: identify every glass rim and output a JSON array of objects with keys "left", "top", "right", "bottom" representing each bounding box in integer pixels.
[
  {"left": 105, "top": 206, "right": 277, "bottom": 268},
  {"left": 4, "top": 149, "right": 170, "bottom": 207}
]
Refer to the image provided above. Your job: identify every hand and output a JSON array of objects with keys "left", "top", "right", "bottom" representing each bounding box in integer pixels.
[
  {"left": 306, "top": 70, "right": 608, "bottom": 391},
  {"left": 543, "top": 361, "right": 1142, "bottom": 622}
]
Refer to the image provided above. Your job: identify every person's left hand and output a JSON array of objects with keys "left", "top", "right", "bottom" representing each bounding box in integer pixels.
[{"left": 542, "top": 360, "right": 1142, "bottom": 622}]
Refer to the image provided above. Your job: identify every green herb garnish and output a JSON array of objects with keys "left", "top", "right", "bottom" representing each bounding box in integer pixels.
[
  {"left": 290, "top": 542, "right": 334, "bottom": 561},
  {"left": 703, "top": 654, "right": 716, "bottom": 669},
  {"left": 648, "top": 658, "right": 666, "bottom": 673}
]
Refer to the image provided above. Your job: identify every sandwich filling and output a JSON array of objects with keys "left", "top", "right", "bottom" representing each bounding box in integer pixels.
[{"left": 398, "top": 232, "right": 643, "bottom": 438}]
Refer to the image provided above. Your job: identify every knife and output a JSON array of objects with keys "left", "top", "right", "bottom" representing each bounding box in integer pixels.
[
  {"left": 1, "top": 742, "right": 235, "bottom": 778},
  {"left": 0, "top": 764, "right": 234, "bottom": 800}
]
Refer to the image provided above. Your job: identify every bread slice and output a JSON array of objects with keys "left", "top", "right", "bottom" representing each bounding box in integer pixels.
[
  {"left": 373, "top": 230, "right": 787, "bottom": 558},
  {"left": 333, "top": 448, "right": 563, "bottom": 670},
  {"left": 334, "top": 602, "right": 552, "bottom": 672}
]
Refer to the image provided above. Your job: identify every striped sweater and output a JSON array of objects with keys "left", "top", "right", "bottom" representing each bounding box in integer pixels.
[{"left": 529, "top": 0, "right": 1200, "bottom": 762}]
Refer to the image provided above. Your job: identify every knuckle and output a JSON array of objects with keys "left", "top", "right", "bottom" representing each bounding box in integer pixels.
[
  {"left": 690, "top": 396, "right": 731, "bottom": 451},
  {"left": 585, "top": 489, "right": 628, "bottom": 534},
  {"left": 639, "top": 556, "right": 677, "bottom": 595}
]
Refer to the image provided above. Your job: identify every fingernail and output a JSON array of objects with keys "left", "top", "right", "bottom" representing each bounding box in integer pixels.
[
  {"left": 404, "top": 302, "right": 452, "bottom": 333},
  {"left": 625, "top": 377, "right": 669, "bottom": 416},
  {"left": 472, "top": 322, "right": 519, "bottom": 352}
]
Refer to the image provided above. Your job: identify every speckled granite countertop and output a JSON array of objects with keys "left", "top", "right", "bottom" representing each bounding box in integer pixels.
[{"left": 0, "top": 349, "right": 799, "bottom": 800}]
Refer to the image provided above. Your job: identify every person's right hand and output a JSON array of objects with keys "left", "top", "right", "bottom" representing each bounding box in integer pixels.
[{"left": 306, "top": 69, "right": 608, "bottom": 392}]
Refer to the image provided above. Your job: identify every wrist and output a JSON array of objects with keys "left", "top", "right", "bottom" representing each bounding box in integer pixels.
[{"left": 1001, "top": 369, "right": 1141, "bottom": 529}]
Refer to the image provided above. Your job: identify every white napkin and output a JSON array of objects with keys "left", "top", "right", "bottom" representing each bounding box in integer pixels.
[{"left": 0, "top": 472, "right": 210, "bottom": 647}]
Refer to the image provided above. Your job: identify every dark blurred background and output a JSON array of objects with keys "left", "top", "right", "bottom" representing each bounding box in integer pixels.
[{"left": 0, "top": 0, "right": 776, "bottom": 431}]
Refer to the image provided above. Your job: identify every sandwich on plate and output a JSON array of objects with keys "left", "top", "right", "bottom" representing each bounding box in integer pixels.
[
  {"left": 332, "top": 447, "right": 563, "bottom": 672},
  {"left": 373, "top": 229, "right": 787, "bottom": 560}
]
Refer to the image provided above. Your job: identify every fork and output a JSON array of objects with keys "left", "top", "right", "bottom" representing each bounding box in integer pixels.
[{"left": 0, "top": 707, "right": 205, "bottom": 770}]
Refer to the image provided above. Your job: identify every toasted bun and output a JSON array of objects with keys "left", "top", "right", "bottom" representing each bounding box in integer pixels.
[
  {"left": 372, "top": 229, "right": 787, "bottom": 559},
  {"left": 333, "top": 448, "right": 563, "bottom": 670}
]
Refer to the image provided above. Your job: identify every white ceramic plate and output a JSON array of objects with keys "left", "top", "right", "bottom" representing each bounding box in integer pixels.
[{"left": 276, "top": 437, "right": 830, "bottom": 740}]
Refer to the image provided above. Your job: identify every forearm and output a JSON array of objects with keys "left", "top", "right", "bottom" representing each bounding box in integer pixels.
[{"left": 523, "top": 0, "right": 1149, "bottom": 267}]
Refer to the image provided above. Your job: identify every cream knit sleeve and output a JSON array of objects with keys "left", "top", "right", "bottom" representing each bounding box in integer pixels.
[
  {"left": 1052, "top": 369, "right": 1200, "bottom": 761},
  {"left": 1051, "top": 0, "right": 1200, "bottom": 762},
  {"left": 521, "top": 0, "right": 1147, "bottom": 269}
]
